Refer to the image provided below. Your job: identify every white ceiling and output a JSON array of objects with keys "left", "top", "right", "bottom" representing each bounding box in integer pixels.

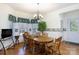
[{"left": 7, "top": 3, "right": 76, "bottom": 14}]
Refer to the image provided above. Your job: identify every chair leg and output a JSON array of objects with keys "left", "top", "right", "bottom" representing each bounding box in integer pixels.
[
  {"left": 58, "top": 49, "right": 61, "bottom": 55},
  {"left": 11, "top": 37, "right": 15, "bottom": 48},
  {"left": 23, "top": 42, "right": 27, "bottom": 49},
  {"left": 4, "top": 48, "right": 6, "bottom": 55},
  {"left": 0, "top": 40, "right": 6, "bottom": 55},
  {"left": 54, "top": 50, "right": 61, "bottom": 55},
  {"left": 52, "top": 49, "right": 54, "bottom": 55}
]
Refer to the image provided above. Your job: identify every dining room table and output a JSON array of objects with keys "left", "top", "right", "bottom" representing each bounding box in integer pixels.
[{"left": 32, "top": 36, "right": 54, "bottom": 54}]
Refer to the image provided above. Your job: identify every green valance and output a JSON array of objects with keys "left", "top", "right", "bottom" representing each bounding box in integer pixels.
[
  {"left": 8, "top": 14, "right": 38, "bottom": 23},
  {"left": 17, "top": 17, "right": 30, "bottom": 23},
  {"left": 8, "top": 14, "right": 16, "bottom": 22},
  {"left": 31, "top": 19, "right": 38, "bottom": 23}
]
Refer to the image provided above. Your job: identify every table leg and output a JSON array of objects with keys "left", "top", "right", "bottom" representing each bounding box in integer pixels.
[
  {"left": 15, "top": 36, "right": 19, "bottom": 45},
  {"left": 39, "top": 43, "right": 46, "bottom": 54}
]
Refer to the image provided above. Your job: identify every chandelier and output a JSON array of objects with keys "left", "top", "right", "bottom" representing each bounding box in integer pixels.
[{"left": 33, "top": 3, "right": 43, "bottom": 20}]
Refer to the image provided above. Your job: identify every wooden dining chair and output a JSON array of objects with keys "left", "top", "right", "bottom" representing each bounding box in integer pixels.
[
  {"left": 54, "top": 37, "right": 62, "bottom": 54},
  {"left": 46, "top": 37, "right": 62, "bottom": 55},
  {"left": 23, "top": 32, "right": 29, "bottom": 48},
  {"left": 29, "top": 39, "right": 41, "bottom": 55},
  {"left": 28, "top": 37, "right": 35, "bottom": 54},
  {"left": 35, "top": 32, "right": 41, "bottom": 37},
  {"left": 45, "top": 39, "right": 54, "bottom": 54}
]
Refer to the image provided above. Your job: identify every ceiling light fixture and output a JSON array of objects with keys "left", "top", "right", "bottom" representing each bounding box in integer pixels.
[{"left": 33, "top": 3, "right": 43, "bottom": 20}]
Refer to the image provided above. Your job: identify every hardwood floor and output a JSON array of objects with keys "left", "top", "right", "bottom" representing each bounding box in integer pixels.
[
  {"left": 60, "top": 42, "right": 79, "bottom": 55},
  {"left": 1, "top": 42, "right": 79, "bottom": 55},
  {"left": 6, "top": 44, "right": 32, "bottom": 55}
]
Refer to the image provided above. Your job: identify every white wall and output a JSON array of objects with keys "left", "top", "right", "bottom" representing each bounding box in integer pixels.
[
  {"left": 44, "top": 4, "right": 79, "bottom": 43},
  {"left": 44, "top": 12, "right": 61, "bottom": 28},
  {"left": 14, "top": 10, "right": 33, "bottom": 19},
  {"left": 0, "top": 4, "right": 15, "bottom": 29}
]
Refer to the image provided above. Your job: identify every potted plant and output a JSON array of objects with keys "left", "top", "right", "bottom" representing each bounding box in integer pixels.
[{"left": 38, "top": 21, "right": 47, "bottom": 35}]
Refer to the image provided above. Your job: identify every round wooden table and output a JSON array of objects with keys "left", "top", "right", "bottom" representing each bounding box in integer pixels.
[
  {"left": 33, "top": 36, "right": 53, "bottom": 54},
  {"left": 34, "top": 36, "right": 53, "bottom": 43}
]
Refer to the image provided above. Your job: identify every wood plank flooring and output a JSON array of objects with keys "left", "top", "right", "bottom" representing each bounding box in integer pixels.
[
  {"left": 60, "top": 42, "right": 79, "bottom": 55},
  {"left": 1, "top": 42, "right": 79, "bottom": 55}
]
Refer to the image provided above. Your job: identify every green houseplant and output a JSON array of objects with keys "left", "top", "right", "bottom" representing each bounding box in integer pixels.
[{"left": 38, "top": 21, "right": 47, "bottom": 35}]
